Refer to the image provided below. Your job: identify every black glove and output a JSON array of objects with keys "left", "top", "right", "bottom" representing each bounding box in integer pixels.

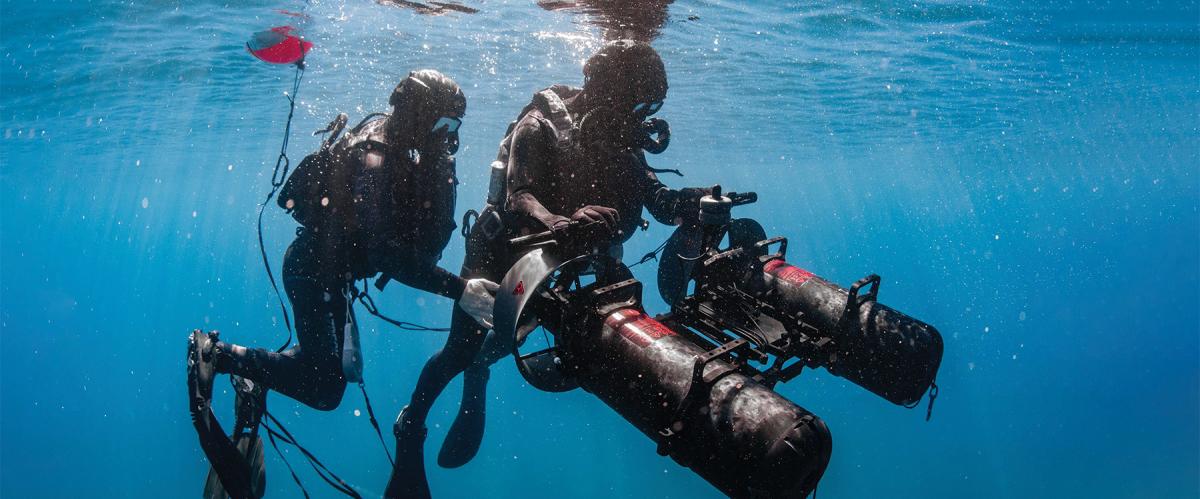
[
  {"left": 570, "top": 205, "right": 620, "bottom": 231},
  {"left": 674, "top": 187, "right": 712, "bottom": 223}
]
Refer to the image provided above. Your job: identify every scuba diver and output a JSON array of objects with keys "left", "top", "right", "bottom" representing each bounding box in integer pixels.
[
  {"left": 186, "top": 69, "right": 499, "bottom": 498},
  {"left": 386, "top": 40, "right": 712, "bottom": 498}
]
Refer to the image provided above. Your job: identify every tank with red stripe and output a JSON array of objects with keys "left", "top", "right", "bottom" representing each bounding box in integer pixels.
[
  {"left": 756, "top": 257, "right": 943, "bottom": 406},
  {"left": 557, "top": 306, "right": 830, "bottom": 497}
]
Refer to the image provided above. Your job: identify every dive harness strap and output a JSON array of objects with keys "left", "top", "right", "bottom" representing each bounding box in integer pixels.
[
  {"left": 533, "top": 87, "right": 577, "bottom": 148},
  {"left": 925, "top": 380, "right": 939, "bottom": 421}
]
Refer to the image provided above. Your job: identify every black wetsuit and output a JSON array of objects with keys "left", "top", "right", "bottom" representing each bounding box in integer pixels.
[
  {"left": 400, "top": 97, "right": 705, "bottom": 425},
  {"left": 217, "top": 118, "right": 465, "bottom": 411}
]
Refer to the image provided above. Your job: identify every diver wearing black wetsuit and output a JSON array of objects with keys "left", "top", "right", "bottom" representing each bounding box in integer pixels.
[
  {"left": 187, "top": 69, "right": 498, "bottom": 499},
  {"left": 386, "top": 40, "right": 710, "bottom": 499}
]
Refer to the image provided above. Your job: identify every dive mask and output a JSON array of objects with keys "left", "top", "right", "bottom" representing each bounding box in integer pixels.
[
  {"left": 632, "top": 100, "right": 663, "bottom": 117},
  {"left": 430, "top": 116, "right": 462, "bottom": 155},
  {"left": 432, "top": 116, "right": 462, "bottom": 134}
]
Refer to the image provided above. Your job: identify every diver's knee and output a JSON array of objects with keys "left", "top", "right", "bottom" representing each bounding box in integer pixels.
[
  {"left": 434, "top": 341, "right": 481, "bottom": 374},
  {"left": 309, "top": 378, "right": 347, "bottom": 412},
  {"left": 447, "top": 349, "right": 481, "bottom": 375}
]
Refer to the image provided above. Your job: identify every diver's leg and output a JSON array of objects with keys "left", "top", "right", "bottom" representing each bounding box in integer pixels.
[
  {"left": 437, "top": 360, "right": 490, "bottom": 469},
  {"left": 438, "top": 323, "right": 514, "bottom": 468},
  {"left": 213, "top": 288, "right": 348, "bottom": 410},
  {"left": 386, "top": 304, "right": 490, "bottom": 498},
  {"left": 187, "top": 235, "right": 346, "bottom": 498},
  {"left": 213, "top": 236, "right": 349, "bottom": 411},
  {"left": 439, "top": 233, "right": 509, "bottom": 469}
]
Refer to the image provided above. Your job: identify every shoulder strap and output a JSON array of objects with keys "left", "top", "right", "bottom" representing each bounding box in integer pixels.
[
  {"left": 530, "top": 86, "right": 578, "bottom": 148},
  {"left": 340, "top": 114, "right": 391, "bottom": 154}
]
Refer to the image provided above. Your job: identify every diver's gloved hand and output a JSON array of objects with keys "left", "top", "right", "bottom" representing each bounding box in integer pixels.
[
  {"left": 674, "top": 187, "right": 713, "bottom": 225},
  {"left": 570, "top": 205, "right": 620, "bottom": 232},
  {"left": 458, "top": 278, "right": 499, "bottom": 329}
]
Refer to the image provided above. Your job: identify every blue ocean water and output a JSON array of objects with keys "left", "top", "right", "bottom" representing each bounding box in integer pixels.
[{"left": 2, "top": 0, "right": 1197, "bottom": 497}]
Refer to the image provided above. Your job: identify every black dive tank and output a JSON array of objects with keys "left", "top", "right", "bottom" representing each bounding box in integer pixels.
[
  {"left": 756, "top": 260, "right": 943, "bottom": 406},
  {"left": 560, "top": 306, "right": 832, "bottom": 497}
]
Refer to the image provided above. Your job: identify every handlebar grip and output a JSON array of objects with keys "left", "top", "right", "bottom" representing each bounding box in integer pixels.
[
  {"left": 508, "top": 220, "right": 614, "bottom": 248},
  {"left": 728, "top": 191, "right": 758, "bottom": 206},
  {"left": 509, "top": 230, "right": 555, "bottom": 247}
]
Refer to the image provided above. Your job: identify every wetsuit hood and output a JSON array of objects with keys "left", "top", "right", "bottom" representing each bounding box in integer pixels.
[
  {"left": 581, "top": 39, "right": 668, "bottom": 111},
  {"left": 389, "top": 69, "right": 467, "bottom": 154}
]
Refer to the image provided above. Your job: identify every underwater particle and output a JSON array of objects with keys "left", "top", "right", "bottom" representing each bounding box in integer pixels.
[
  {"left": 192, "top": 211, "right": 198, "bottom": 218},
  {"left": 968, "top": 362, "right": 975, "bottom": 371},
  {"left": 228, "top": 164, "right": 234, "bottom": 171},
  {"left": 1019, "top": 311, "right": 1026, "bottom": 321},
  {"left": 994, "top": 234, "right": 999, "bottom": 240},
  {"left": 984, "top": 326, "right": 989, "bottom": 333},
  {"left": 136, "top": 159, "right": 141, "bottom": 167},
  {"left": 354, "top": 409, "right": 361, "bottom": 417},
  {"left": 141, "top": 197, "right": 149, "bottom": 209}
]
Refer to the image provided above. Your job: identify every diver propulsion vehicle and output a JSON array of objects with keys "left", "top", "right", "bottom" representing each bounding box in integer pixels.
[{"left": 493, "top": 187, "right": 942, "bottom": 498}]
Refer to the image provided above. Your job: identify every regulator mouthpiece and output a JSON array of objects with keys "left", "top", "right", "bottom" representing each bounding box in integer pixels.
[{"left": 640, "top": 118, "right": 670, "bottom": 154}]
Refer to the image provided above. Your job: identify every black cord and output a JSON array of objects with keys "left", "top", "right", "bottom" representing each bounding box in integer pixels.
[
  {"left": 353, "top": 279, "right": 451, "bottom": 332},
  {"left": 257, "top": 61, "right": 305, "bottom": 353},
  {"left": 629, "top": 237, "right": 670, "bottom": 268},
  {"left": 262, "top": 417, "right": 313, "bottom": 499},
  {"left": 264, "top": 410, "right": 362, "bottom": 498},
  {"left": 358, "top": 382, "right": 396, "bottom": 466}
]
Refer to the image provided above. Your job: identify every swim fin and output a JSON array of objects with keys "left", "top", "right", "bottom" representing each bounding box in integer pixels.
[
  {"left": 385, "top": 407, "right": 431, "bottom": 499},
  {"left": 188, "top": 330, "right": 266, "bottom": 499},
  {"left": 187, "top": 329, "right": 218, "bottom": 414},
  {"left": 203, "top": 433, "right": 265, "bottom": 499},
  {"left": 437, "top": 367, "right": 488, "bottom": 469}
]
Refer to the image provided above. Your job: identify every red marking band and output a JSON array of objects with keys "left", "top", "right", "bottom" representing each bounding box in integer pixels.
[
  {"left": 605, "top": 309, "right": 676, "bottom": 347},
  {"left": 764, "top": 260, "right": 816, "bottom": 286},
  {"left": 512, "top": 281, "right": 525, "bottom": 296}
]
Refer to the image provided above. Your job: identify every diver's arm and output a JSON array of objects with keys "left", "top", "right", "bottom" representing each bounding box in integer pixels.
[
  {"left": 376, "top": 187, "right": 467, "bottom": 300},
  {"left": 504, "top": 119, "right": 570, "bottom": 230},
  {"left": 640, "top": 157, "right": 710, "bottom": 225},
  {"left": 379, "top": 254, "right": 468, "bottom": 300}
]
